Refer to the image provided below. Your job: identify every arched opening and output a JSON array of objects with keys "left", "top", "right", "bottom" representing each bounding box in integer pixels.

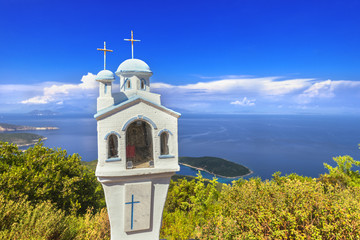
[
  {"left": 126, "top": 120, "right": 153, "bottom": 168},
  {"left": 140, "top": 79, "right": 145, "bottom": 90},
  {"left": 160, "top": 132, "right": 169, "bottom": 155},
  {"left": 124, "top": 78, "right": 131, "bottom": 89},
  {"left": 108, "top": 134, "right": 118, "bottom": 158}
]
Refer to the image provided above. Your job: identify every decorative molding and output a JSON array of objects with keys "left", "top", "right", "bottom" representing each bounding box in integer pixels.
[
  {"left": 105, "top": 157, "right": 121, "bottom": 162},
  {"left": 122, "top": 115, "right": 158, "bottom": 131},
  {"left": 159, "top": 155, "right": 175, "bottom": 159},
  {"left": 104, "top": 131, "right": 121, "bottom": 140},
  {"left": 157, "top": 129, "right": 173, "bottom": 136}
]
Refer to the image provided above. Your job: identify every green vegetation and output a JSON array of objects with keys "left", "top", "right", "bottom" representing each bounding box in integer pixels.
[
  {"left": 81, "top": 159, "right": 97, "bottom": 171},
  {"left": 180, "top": 156, "right": 251, "bottom": 177},
  {"left": 0, "top": 141, "right": 104, "bottom": 214},
  {"left": 1, "top": 141, "right": 360, "bottom": 239},
  {"left": 161, "top": 155, "right": 360, "bottom": 239},
  {"left": 0, "top": 133, "right": 45, "bottom": 146}
]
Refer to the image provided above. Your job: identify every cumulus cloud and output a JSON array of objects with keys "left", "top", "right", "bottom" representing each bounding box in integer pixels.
[
  {"left": 297, "top": 79, "right": 360, "bottom": 104},
  {"left": 231, "top": 97, "right": 256, "bottom": 106},
  {"left": 1, "top": 73, "right": 359, "bottom": 114},
  {"left": 21, "top": 73, "right": 97, "bottom": 104},
  {"left": 152, "top": 76, "right": 360, "bottom": 113},
  {"left": 153, "top": 77, "right": 313, "bottom": 97}
]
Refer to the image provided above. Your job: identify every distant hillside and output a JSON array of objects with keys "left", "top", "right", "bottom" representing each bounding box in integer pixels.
[
  {"left": 179, "top": 156, "right": 251, "bottom": 178},
  {"left": 0, "top": 133, "right": 46, "bottom": 146},
  {"left": 0, "top": 122, "right": 58, "bottom": 131},
  {"left": 82, "top": 160, "right": 97, "bottom": 171}
]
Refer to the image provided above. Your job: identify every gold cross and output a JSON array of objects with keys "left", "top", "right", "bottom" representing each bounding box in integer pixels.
[
  {"left": 97, "top": 41, "right": 113, "bottom": 70},
  {"left": 124, "top": 30, "right": 140, "bottom": 59}
]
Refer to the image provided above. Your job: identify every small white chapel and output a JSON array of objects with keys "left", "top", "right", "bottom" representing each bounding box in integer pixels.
[{"left": 94, "top": 31, "right": 180, "bottom": 240}]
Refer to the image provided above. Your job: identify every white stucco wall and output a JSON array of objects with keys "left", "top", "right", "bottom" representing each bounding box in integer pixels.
[{"left": 96, "top": 101, "right": 179, "bottom": 177}]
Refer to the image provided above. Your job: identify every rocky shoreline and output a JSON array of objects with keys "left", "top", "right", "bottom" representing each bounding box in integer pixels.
[{"left": 0, "top": 123, "right": 58, "bottom": 132}]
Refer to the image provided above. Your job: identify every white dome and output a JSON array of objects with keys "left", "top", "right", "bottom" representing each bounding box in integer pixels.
[
  {"left": 116, "top": 59, "right": 152, "bottom": 74},
  {"left": 96, "top": 70, "right": 115, "bottom": 81}
]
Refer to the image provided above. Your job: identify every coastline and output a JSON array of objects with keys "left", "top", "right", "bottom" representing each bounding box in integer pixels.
[
  {"left": 179, "top": 163, "right": 253, "bottom": 179},
  {"left": 0, "top": 127, "right": 59, "bottom": 132},
  {"left": 17, "top": 137, "right": 48, "bottom": 147}
]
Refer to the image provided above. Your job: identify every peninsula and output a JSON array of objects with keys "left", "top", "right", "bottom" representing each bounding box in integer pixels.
[
  {"left": 179, "top": 156, "right": 252, "bottom": 178},
  {"left": 0, "top": 133, "right": 46, "bottom": 147},
  {"left": 0, "top": 123, "right": 58, "bottom": 132}
]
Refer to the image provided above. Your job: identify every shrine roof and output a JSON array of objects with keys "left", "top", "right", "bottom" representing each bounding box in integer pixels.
[
  {"left": 94, "top": 96, "right": 181, "bottom": 120},
  {"left": 116, "top": 59, "right": 152, "bottom": 74}
]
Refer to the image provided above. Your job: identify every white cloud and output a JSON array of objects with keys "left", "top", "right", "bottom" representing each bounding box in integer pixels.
[
  {"left": 231, "top": 97, "right": 256, "bottom": 106},
  {"left": 154, "top": 77, "right": 313, "bottom": 97},
  {"left": 298, "top": 79, "right": 360, "bottom": 104},
  {"left": 21, "top": 73, "right": 97, "bottom": 104},
  {"left": 1, "top": 73, "right": 359, "bottom": 114}
]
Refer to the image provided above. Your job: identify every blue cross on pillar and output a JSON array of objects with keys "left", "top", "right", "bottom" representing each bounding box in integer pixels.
[{"left": 125, "top": 194, "right": 140, "bottom": 230}]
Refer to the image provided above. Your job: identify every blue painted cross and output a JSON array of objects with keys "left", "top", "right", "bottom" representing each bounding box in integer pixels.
[{"left": 125, "top": 194, "right": 140, "bottom": 230}]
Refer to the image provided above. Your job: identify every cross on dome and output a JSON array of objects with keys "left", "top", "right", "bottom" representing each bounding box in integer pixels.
[
  {"left": 124, "top": 30, "right": 140, "bottom": 59},
  {"left": 97, "top": 41, "right": 113, "bottom": 70}
]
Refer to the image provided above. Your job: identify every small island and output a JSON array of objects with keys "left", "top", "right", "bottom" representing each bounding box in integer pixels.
[
  {"left": 0, "top": 123, "right": 59, "bottom": 132},
  {"left": 0, "top": 133, "right": 46, "bottom": 147},
  {"left": 179, "top": 156, "right": 252, "bottom": 178}
]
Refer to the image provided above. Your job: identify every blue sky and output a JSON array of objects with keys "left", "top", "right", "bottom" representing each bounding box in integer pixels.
[{"left": 1, "top": 0, "right": 360, "bottom": 114}]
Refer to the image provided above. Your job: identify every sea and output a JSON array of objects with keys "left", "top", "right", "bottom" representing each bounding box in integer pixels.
[{"left": 1, "top": 113, "right": 360, "bottom": 184}]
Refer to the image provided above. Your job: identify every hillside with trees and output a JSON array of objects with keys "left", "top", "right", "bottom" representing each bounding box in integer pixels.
[
  {"left": 179, "top": 156, "right": 251, "bottom": 177},
  {"left": 1, "top": 141, "right": 360, "bottom": 239},
  {"left": 0, "top": 133, "right": 46, "bottom": 146}
]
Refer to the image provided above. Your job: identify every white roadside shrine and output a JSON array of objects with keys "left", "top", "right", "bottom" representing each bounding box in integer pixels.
[{"left": 94, "top": 34, "right": 180, "bottom": 240}]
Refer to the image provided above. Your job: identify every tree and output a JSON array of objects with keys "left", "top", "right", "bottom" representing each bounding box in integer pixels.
[{"left": 0, "top": 141, "right": 104, "bottom": 214}]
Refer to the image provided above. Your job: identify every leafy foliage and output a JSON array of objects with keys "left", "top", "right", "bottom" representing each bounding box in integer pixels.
[
  {"left": 321, "top": 155, "right": 360, "bottom": 187},
  {"left": 199, "top": 175, "right": 360, "bottom": 239},
  {"left": 160, "top": 154, "right": 360, "bottom": 239},
  {"left": 0, "top": 141, "right": 104, "bottom": 214},
  {"left": 1, "top": 140, "right": 360, "bottom": 239},
  {"left": 161, "top": 174, "right": 220, "bottom": 239},
  {"left": 0, "top": 133, "right": 45, "bottom": 146},
  {"left": 0, "top": 194, "right": 110, "bottom": 240}
]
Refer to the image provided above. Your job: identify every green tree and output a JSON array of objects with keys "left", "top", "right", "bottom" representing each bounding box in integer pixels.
[
  {"left": 161, "top": 173, "right": 220, "bottom": 239},
  {"left": 322, "top": 155, "right": 360, "bottom": 187},
  {"left": 0, "top": 141, "right": 104, "bottom": 214}
]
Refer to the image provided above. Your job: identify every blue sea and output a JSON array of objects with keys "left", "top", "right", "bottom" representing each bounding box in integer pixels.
[{"left": 1, "top": 113, "right": 360, "bottom": 183}]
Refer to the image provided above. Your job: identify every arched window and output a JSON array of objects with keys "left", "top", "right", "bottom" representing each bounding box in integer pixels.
[
  {"left": 160, "top": 132, "right": 169, "bottom": 155},
  {"left": 125, "top": 78, "right": 131, "bottom": 89},
  {"left": 126, "top": 120, "right": 153, "bottom": 169},
  {"left": 140, "top": 79, "right": 146, "bottom": 90},
  {"left": 108, "top": 134, "right": 118, "bottom": 158}
]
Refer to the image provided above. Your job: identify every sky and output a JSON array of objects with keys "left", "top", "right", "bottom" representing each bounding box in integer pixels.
[{"left": 1, "top": 0, "right": 360, "bottom": 115}]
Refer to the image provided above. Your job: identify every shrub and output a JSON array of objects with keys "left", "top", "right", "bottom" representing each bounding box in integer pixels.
[
  {"left": 0, "top": 141, "right": 104, "bottom": 214},
  {"left": 0, "top": 194, "right": 69, "bottom": 240},
  {"left": 198, "top": 175, "right": 360, "bottom": 239}
]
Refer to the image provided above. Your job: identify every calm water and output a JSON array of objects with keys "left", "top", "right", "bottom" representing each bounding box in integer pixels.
[{"left": 1, "top": 113, "right": 360, "bottom": 182}]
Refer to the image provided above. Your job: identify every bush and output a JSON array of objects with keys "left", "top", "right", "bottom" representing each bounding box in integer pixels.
[
  {"left": 161, "top": 174, "right": 220, "bottom": 239},
  {"left": 0, "top": 193, "right": 110, "bottom": 240},
  {"left": 0, "top": 194, "right": 69, "bottom": 239},
  {"left": 198, "top": 175, "right": 360, "bottom": 239},
  {"left": 0, "top": 141, "right": 104, "bottom": 214},
  {"left": 321, "top": 155, "right": 360, "bottom": 187}
]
